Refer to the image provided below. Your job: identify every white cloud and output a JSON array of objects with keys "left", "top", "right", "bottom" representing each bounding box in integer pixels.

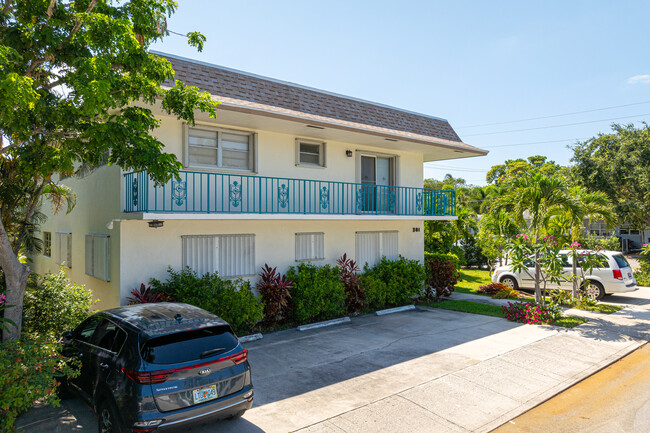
[{"left": 627, "top": 74, "right": 650, "bottom": 84}]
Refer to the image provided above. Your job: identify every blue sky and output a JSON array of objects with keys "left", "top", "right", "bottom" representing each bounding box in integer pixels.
[{"left": 151, "top": 0, "right": 650, "bottom": 185}]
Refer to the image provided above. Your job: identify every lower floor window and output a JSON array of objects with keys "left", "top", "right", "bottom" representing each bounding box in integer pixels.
[
  {"left": 182, "top": 234, "right": 255, "bottom": 277},
  {"left": 56, "top": 232, "right": 72, "bottom": 268},
  {"left": 355, "top": 231, "right": 398, "bottom": 267},
  {"left": 295, "top": 232, "right": 324, "bottom": 261},
  {"left": 85, "top": 234, "right": 110, "bottom": 281}
]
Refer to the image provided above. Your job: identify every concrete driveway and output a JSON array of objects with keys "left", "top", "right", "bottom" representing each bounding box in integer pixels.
[{"left": 17, "top": 287, "right": 650, "bottom": 433}]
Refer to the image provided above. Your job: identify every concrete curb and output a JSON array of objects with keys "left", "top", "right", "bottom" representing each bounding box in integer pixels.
[
  {"left": 375, "top": 305, "right": 416, "bottom": 316},
  {"left": 239, "top": 333, "right": 263, "bottom": 343},
  {"left": 297, "top": 317, "right": 351, "bottom": 332}
]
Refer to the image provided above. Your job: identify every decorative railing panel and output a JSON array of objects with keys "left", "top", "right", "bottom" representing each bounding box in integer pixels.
[{"left": 123, "top": 171, "right": 456, "bottom": 217}]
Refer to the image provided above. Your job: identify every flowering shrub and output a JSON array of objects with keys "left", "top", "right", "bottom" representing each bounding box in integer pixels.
[
  {"left": 502, "top": 301, "right": 552, "bottom": 325},
  {"left": 256, "top": 264, "right": 292, "bottom": 325}
]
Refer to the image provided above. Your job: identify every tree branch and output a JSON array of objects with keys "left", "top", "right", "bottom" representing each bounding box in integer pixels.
[
  {"left": 2, "top": 0, "right": 13, "bottom": 17},
  {"left": 58, "top": 0, "right": 97, "bottom": 49}
]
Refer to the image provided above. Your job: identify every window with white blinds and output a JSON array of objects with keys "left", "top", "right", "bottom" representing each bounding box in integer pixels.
[
  {"left": 295, "top": 232, "right": 324, "bottom": 261},
  {"left": 355, "top": 231, "right": 398, "bottom": 267},
  {"left": 187, "top": 127, "right": 256, "bottom": 171},
  {"left": 85, "top": 234, "right": 110, "bottom": 281},
  {"left": 182, "top": 234, "right": 255, "bottom": 277},
  {"left": 56, "top": 232, "right": 72, "bottom": 268}
]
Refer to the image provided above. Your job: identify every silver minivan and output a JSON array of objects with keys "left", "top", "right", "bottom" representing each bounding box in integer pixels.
[{"left": 491, "top": 250, "right": 637, "bottom": 300}]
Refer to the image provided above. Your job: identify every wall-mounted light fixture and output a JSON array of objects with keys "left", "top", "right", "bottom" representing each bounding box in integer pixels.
[
  {"left": 148, "top": 220, "right": 164, "bottom": 228},
  {"left": 346, "top": 150, "right": 353, "bottom": 157}
]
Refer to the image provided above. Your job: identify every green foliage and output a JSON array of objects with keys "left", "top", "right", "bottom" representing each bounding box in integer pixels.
[
  {"left": 579, "top": 234, "right": 620, "bottom": 252},
  {"left": 0, "top": 0, "right": 219, "bottom": 339},
  {"left": 286, "top": 263, "right": 346, "bottom": 323},
  {"left": 460, "top": 237, "right": 487, "bottom": 268},
  {"left": 22, "top": 269, "right": 96, "bottom": 339},
  {"left": 0, "top": 336, "right": 79, "bottom": 432},
  {"left": 571, "top": 123, "right": 650, "bottom": 228},
  {"left": 150, "top": 268, "right": 263, "bottom": 335},
  {"left": 486, "top": 155, "right": 565, "bottom": 186},
  {"left": 358, "top": 274, "right": 389, "bottom": 310},
  {"left": 362, "top": 256, "right": 425, "bottom": 308},
  {"left": 424, "top": 251, "right": 461, "bottom": 271}
]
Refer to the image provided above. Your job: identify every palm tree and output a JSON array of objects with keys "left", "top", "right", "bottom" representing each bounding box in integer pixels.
[
  {"left": 546, "top": 187, "right": 615, "bottom": 296},
  {"left": 493, "top": 173, "right": 579, "bottom": 304}
]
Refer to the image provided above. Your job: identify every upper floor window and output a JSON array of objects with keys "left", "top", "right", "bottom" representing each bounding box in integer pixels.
[
  {"left": 187, "top": 127, "right": 256, "bottom": 171},
  {"left": 296, "top": 139, "right": 325, "bottom": 167}
]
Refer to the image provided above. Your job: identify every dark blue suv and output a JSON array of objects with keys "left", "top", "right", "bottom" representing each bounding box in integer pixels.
[{"left": 60, "top": 303, "right": 253, "bottom": 432}]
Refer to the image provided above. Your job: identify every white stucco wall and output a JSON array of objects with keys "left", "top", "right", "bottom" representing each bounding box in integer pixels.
[
  {"left": 117, "top": 218, "right": 424, "bottom": 305},
  {"left": 30, "top": 165, "right": 124, "bottom": 310}
]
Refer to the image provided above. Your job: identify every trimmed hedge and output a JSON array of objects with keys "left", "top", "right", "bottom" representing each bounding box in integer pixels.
[
  {"left": 362, "top": 256, "right": 425, "bottom": 308},
  {"left": 286, "top": 262, "right": 346, "bottom": 323}
]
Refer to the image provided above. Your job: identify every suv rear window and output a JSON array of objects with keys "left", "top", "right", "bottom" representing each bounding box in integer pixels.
[
  {"left": 613, "top": 255, "right": 630, "bottom": 269},
  {"left": 141, "top": 326, "right": 238, "bottom": 364}
]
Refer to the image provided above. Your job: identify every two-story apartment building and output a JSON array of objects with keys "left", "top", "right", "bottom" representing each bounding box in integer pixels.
[{"left": 31, "top": 52, "right": 487, "bottom": 309}]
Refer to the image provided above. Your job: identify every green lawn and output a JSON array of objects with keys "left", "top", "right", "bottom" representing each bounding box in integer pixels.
[
  {"left": 550, "top": 316, "right": 589, "bottom": 328},
  {"left": 424, "top": 299, "right": 504, "bottom": 317},
  {"left": 577, "top": 303, "right": 624, "bottom": 314},
  {"left": 454, "top": 269, "right": 492, "bottom": 295},
  {"left": 454, "top": 268, "right": 534, "bottom": 301},
  {"left": 423, "top": 298, "right": 588, "bottom": 329}
]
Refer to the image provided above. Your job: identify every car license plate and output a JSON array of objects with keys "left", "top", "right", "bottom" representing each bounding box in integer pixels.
[{"left": 193, "top": 385, "right": 217, "bottom": 404}]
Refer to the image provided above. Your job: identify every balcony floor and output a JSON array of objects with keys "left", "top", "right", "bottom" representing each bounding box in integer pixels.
[{"left": 126, "top": 212, "right": 458, "bottom": 221}]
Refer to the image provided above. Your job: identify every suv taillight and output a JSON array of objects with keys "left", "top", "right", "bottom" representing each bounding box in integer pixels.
[
  {"left": 123, "top": 348, "right": 248, "bottom": 384},
  {"left": 122, "top": 369, "right": 172, "bottom": 384},
  {"left": 613, "top": 269, "right": 623, "bottom": 280}
]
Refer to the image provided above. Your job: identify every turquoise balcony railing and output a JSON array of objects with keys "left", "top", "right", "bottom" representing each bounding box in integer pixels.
[{"left": 123, "top": 171, "right": 456, "bottom": 217}]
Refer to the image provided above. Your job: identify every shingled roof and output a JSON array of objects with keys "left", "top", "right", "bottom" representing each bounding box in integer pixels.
[{"left": 154, "top": 51, "right": 482, "bottom": 153}]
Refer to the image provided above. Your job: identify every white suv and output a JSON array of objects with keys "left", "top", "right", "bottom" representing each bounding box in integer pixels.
[{"left": 491, "top": 250, "right": 636, "bottom": 300}]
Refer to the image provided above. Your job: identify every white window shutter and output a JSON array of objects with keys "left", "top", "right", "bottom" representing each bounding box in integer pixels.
[
  {"left": 85, "top": 235, "right": 93, "bottom": 275},
  {"left": 356, "top": 231, "right": 398, "bottom": 267},
  {"left": 295, "top": 233, "right": 324, "bottom": 261},
  {"left": 183, "top": 234, "right": 254, "bottom": 277}
]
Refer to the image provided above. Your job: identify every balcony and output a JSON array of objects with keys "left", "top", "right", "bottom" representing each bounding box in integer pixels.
[{"left": 122, "top": 171, "right": 456, "bottom": 218}]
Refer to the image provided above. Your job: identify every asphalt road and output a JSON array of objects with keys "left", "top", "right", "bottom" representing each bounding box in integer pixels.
[{"left": 493, "top": 343, "right": 650, "bottom": 433}]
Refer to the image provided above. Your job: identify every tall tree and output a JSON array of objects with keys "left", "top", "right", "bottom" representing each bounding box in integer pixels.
[
  {"left": 493, "top": 173, "right": 579, "bottom": 303},
  {"left": 486, "top": 155, "right": 566, "bottom": 186},
  {"left": 0, "top": 0, "right": 218, "bottom": 341},
  {"left": 571, "top": 123, "right": 650, "bottom": 228}
]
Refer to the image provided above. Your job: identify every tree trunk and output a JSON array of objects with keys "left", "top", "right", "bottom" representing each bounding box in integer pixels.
[
  {"left": 572, "top": 259, "right": 578, "bottom": 298},
  {"left": 534, "top": 250, "right": 543, "bottom": 305},
  {"left": 0, "top": 220, "right": 30, "bottom": 342}
]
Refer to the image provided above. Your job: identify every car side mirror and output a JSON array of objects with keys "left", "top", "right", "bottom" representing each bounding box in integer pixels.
[{"left": 63, "top": 330, "right": 73, "bottom": 340}]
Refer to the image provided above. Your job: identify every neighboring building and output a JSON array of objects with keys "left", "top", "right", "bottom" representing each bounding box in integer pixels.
[{"left": 31, "top": 52, "right": 487, "bottom": 309}]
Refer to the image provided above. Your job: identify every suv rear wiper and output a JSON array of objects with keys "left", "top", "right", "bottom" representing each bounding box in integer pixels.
[{"left": 200, "top": 348, "right": 226, "bottom": 359}]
